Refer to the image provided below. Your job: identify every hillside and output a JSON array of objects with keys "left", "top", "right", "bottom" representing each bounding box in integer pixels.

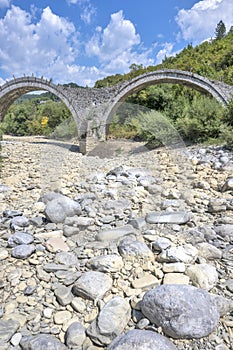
[{"left": 95, "top": 27, "right": 233, "bottom": 88}]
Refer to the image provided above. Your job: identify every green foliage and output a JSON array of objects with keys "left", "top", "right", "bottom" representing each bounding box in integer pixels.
[
  {"left": 95, "top": 25, "right": 233, "bottom": 87},
  {"left": 51, "top": 117, "right": 78, "bottom": 139},
  {"left": 0, "top": 95, "right": 72, "bottom": 137},
  {"left": 215, "top": 20, "right": 226, "bottom": 40},
  {"left": 175, "top": 96, "right": 224, "bottom": 142}
]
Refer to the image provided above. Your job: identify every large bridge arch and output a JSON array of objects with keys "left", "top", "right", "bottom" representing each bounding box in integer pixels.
[
  {"left": 104, "top": 69, "right": 233, "bottom": 126},
  {"left": 0, "top": 76, "right": 81, "bottom": 128}
]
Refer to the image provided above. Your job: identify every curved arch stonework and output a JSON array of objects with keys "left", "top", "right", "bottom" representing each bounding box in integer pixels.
[
  {"left": 0, "top": 70, "right": 233, "bottom": 153},
  {"left": 104, "top": 69, "right": 233, "bottom": 125},
  {"left": 0, "top": 76, "right": 80, "bottom": 126}
]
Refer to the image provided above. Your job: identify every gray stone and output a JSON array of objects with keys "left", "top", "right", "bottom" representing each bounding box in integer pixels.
[
  {"left": 54, "top": 285, "right": 73, "bottom": 306},
  {"left": 63, "top": 225, "right": 80, "bottom": 237},
  {"left": 214, "top": 225, "right": 233, "bottom": 239},
  {"left": 10, "top": 216, "right": 29, "bottom": 229},
  {"left": 211, "top": 294, "right": 233, "bottom": 316},
  {"left": 72, "top": 271, "right": 112, "bottom": 300},
  {"left": 65, "top": 322, "right": 86, "bottom": 348},
  {"left": 96, "top": 225, "right": 135, "bottom": 241},
  {"left": 8, "top": 232, "right": 34, "bottom": 247},
  {"left": 64, "top": 215, "right": 94, "bottom": 228},
  {"left": 152, "top": 237, "right": 172, "bottom": 252},
  {"left": 107, "top": 329, "right": 178, "bottom": 350},
  {"left": 43, "top": 263, "right": 71, "bottom": 272},
  {"left": 141, "top": 284, "right": 220, "bottom": 339},
  {"left": 87, "top": 296, "right": 131, "bottom": 346},
  {"left": 186, "top": 263, "right": 218, "bottom": 290},
  {"left": 20, "top": 334, "right": 67, "bottom": 349},
  {"left": 0, "top": 319, "right": 20, "bottom": 342},
  {"left": 55, "top": 251, "right": 78, "bottom": 266},
  {"left": 197, "top": 242, "right": 222, "bottom": 260},
  {"left": 158, "top": 244, "right": 198, "bottom": 263},
  {"left": 146, "top": 211, "right": 191, "bottom": 224},
  {"left": 44, "top": 194, "right": 81, "bottom": 223},
  {"left": 87, "top": 254, "right": 123, "bottom": 272},
  {"left": 11, "top": 244, "right": 36, "bottom": 259},
  {"left": 118, "top": 237, "right": 154, "bottom": 261}
]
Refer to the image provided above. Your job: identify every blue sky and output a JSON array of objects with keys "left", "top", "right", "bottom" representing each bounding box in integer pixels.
[{"left": 0, "top": 0, "right": 232, "bottom": 86}]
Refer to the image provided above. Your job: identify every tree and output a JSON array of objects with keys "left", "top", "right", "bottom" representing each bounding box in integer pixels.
[{"left": 215, "top": 20, "right": 226, "bottom": 40}]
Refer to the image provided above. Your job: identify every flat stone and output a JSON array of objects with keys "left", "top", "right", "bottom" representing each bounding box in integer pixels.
[
  {"left": 72, "top": 271, "right": 112, "bottom": 300},
  {"left": 132, "top": 274, "right": 159, "bottom": 289},
  {"left": 141, "top": 284, "right": 219, "bottom": 339},
  {"left": 146, "top": 211, "right": 191, "bottom": 224},
  {"left": 163, "top": 273, "right": 190, "bottom": 285},
  {"left": 20, "top": 334, "right": 67, "bottom": 349},
  {"left": 87, "top": 254, "right": 123, "bottom": 272},
  {"left": 87, "top": 296, "right": 131, "bottom": 346},
  {"left": 46, "top": 237, "right": 69, "bottom": 252},
  {"left": 186, "top": 263, "right": 218, "bottom": 290},
  {"left": 162, "top": 262, "right": 186, "bottom": 273},
  {"left": 43, "top": 263, "right": 71, "bottom": 272},
  {"left": 65, "top": 322, "right": 86, "bottom": 348},
  {"left": 96, "top": 225, "right": 135, "bottom": 241},
  {"left": 0, "top": 319, "right": 20, "bottom": 342},
  {"left": 11, "top": 244, "right": 36, "bottom": 259},
  {"left": 107, "top": 329, "right": 178, "bottom": 350}
]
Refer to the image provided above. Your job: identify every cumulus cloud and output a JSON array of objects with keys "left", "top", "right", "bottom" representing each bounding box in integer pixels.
[
  {"left": 0, "top": 0, "right": 9, "bottom": 8},
  {"left": 176, "top": 0, "right": 233, "bottom": 42},
  {"left": 0, "top": 6, "right": 83, "bottom": 82},
  {"left": 156, "top": 43, "right": 175, "bottom": 64},
  {"left": 86, "top": 11, "right": 154, "bottom": 73}
]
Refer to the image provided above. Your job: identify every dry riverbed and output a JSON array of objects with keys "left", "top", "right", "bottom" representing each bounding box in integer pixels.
[{"left": 0, "top": 135, "right": 233, "bottom": 350}]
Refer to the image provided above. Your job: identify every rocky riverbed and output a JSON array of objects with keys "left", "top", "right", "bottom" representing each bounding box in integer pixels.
[{"left": 0, "top": 135, "right": 233, "bottom": 350}]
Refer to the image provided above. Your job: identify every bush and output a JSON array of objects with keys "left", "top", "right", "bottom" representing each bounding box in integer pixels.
[
  {"left": 175, "top": 96, "right": 224, "bottom": 143},
  {"left": 133, "top": 110, "right": 184, "bottom": 148}
]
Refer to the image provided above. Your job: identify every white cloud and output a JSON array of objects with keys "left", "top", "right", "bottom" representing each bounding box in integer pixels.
[
  {"left": 80, "top": 4, "right": 96, "bottom": 24},
  {"left": 156, "top": 43, "right": 174, "bottom": 64},
  {"left": 0, "top": 6, "right": 83, "bottom": 82},
  {"left": 176, "top": 0, "right": 233, "bottom": 42},
  {"left": 86, "top": 11, "right": 154, "bottom": 73},
  {"left": 0, "top": 0, "right": 9, "bottom": 8}
]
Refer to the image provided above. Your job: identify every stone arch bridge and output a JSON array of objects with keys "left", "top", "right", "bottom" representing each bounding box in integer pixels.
[{"left": 0, "top": 69, "right": 233, "bottom": 153}]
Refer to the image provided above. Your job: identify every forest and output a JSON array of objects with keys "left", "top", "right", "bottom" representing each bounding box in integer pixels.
[{"left": 0, "top": 21, "right": 233, "bottom": 148}]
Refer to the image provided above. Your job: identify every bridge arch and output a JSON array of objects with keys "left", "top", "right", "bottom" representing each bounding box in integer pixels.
[
  {"left": 0, "top": 76, "right": 80, "bottom": 128},
  {"left": 104, "top": 69, "right": 232, "bottom": 125}
]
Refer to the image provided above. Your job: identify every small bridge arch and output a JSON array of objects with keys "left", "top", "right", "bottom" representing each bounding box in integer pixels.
[{"left": 0, "top": 76, "right": 80, "bottom": 127}]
